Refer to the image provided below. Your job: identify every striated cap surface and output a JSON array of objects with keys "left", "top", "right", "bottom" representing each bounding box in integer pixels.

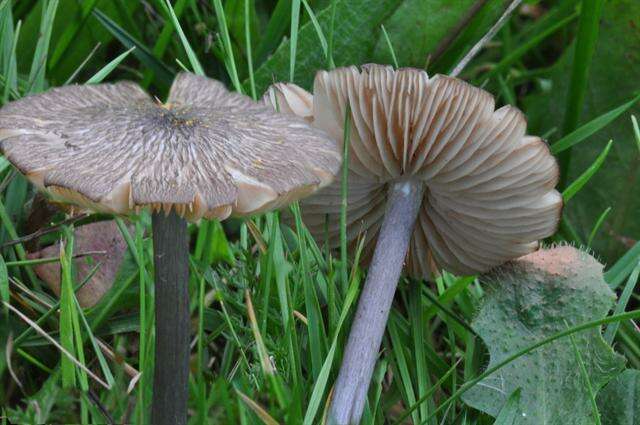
[{"left": 0, "top": 73, "right": 340, "bottom": 221}]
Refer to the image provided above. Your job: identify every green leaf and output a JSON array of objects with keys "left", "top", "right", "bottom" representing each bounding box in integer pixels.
[
  {"left": 461, "top": 246, "right": 625, "bottom": 424},
  {"left": 250, "top": 0, "right": 402, "bottom": 93},
  {"left": 525, "top": 0, "right": 640, "bottom": 261},
  {"left": 562, "top": 139, "right": 612, "bottom": 202},
  {"left": 596, "top": 369, "right": 640, "bottom": 425},
  {"left": 371, "top": 0, "right": 501, "bottom": 70}
]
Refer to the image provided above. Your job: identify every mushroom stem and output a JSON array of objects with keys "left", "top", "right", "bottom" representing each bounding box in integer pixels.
[
  {"left": 330, "top": 180, "right": 425, "bottom": 425},
  {"left": 151, "top": 210, "right": 190, "bottom": 425}
]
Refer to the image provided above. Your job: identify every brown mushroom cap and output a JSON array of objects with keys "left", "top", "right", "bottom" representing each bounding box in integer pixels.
[
  {"left": 0, "top": 73, "right": 340, "bottom": 221},
  {"left": 263, "top": 64, "right": 562, "bottom": 278}
]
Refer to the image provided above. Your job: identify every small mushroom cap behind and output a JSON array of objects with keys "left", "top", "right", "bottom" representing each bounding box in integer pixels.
[
  {"left": 0, "top": 73, "right": 341, "bottom": 221},
  {"left": 264, "top": 65, "right": 562, "bottom": 279}
]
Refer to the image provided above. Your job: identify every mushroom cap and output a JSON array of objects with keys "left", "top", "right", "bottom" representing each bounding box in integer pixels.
[
  {"left": 0, "top": 73, "right": 340, "bottom": 221},
  {"left": 263, "top": 64, "right": 562, "bottom": 278}
]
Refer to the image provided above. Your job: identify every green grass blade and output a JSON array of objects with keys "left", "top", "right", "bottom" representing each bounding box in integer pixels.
[
  {"left": 603, "top": 261, "right": 640, "bottom": 344},
  {"left": 59, "top": 230, "right": 77, "bottom": 389},
  {"left": 164, "top": 0, "right": 204, "bottom": 76},
  {"left": 632, "top": 115, "right": 640, "bottom": 153},
  {"left": 303, "top": 270, "right": 361, "bottom": 425},
  {"left": 289, "top": 0, "right": 301, "bottom": 81},
  {"left": 586, "top": 206, "right": 611, "bottom": 249},
  {"left": 86, "top": 46, "right": 135, "bottom": 84},
  {"left": 558, "top": 0, "right": 605, "bottom": 186},
  {"left": 2, "top": 19, "right": 19, "bottom": 103},
  {"left": 48, "top": 0, "right": 99, "bottom": 70},
  {"left": 63, "top": 42, "right": 101, "bottom": 85},
  {"left": 0, "top": 256, "right": 7, "bottom": 318},
  {"left": 567, "top": 323, "right": 601, "bottom": 425},
  {"left": 27, "top": 0, "right": 59, "bottom": 94},
  {"left": 483, "top": 12, "right": 578, "bottom": 82},
  {"left": 562, "top": 139, "right": 612, "bottom": 202},
  {"left": 92, "top": 8, "right": 174, "bottom": 86},
  {"left": 551, "top": 93, "right": 640, "bottom": 154},
  {"left": 212, "top": 0, "right": 243, "bottom": 92},
  {"left": 605, "top": 241, "right": 640, "bottom": 289},
  {"left": 300, "top": 0, "right": 329, "bottom": 61},
  {"left": 0, "top": 197, "right": 38, "bottom": 285},
  {"left": 244, "top": 0, "right": 257, "bottom": 99},
  {"left": 381, "top": 24, "right": 399, "bottom": 68},
  {"left": 326, "top": 0, "right": 337, "bottom": 69},
  {"left": 142, "top": 0, "right": 189, "bottom": 87},
  {"left": 340, "top": 108, "right": 351, "bottom": 294},
  {"left": 254, "top": 0, "right": 291, "bottom": 66}
]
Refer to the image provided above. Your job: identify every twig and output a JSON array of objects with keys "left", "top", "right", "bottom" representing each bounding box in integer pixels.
[{"left": 450, "top": 0, "right": 524, "bottom": 77}]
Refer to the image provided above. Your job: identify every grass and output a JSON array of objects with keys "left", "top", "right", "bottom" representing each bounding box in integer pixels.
[{"left": 0, "top": 1, "right": 639, "bottom": 424}]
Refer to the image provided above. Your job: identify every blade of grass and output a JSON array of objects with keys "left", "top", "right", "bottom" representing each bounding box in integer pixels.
[
  {"left": 244, "top": 289, "right": 287, "bottom": 408},
  {"left": 12, "top": 262, "right": 101, "bottom": 347},
  {"left": 164, "top": 0, "right": 204, "bottom": 76},
  {"left": 605, "top": 241, "right": 640, "bottom": 289},
  {"left": 0, "top": 198, "right": 38, "bottom": 290},
  {"left": 142, "top": 0, "right": 189, "bottom": 87},
  {"left": 551, "top": 93, "right": 640, "bottom": 154},
  {"left": 86, "top": 46, "right": 135, "bottom": 84},
  {"left": 4, "top": 301, "right": 110, "bottom": 389},
  {"left": 587, "top": 206, "right": 611, "bottom": 249},
  {"left": 326, "top": 0, "right": 337, "bottom": 69},
  {"left": 482, "top": 12, "right": 578, "bottom": 82},
  {"left": 59, "top": 232, "right": 77, "bottom": 389},
  {"left": 559, "top": 0, "right": 605, "bottom": 186},
  {"left": 567, "top": 321, "right": 601, "bottom": 425},
  {"left": 48, "top": 0, "right": 99, "bottom": 70},
  {"left": 603, "top": 261, "right": 640, "bottom": 344},
  {"left": 291, "top": 202, "right": 325, "bottom": 380},
  {"left": 92, "top": 9, "right": 173, "bottom": 86},
  {"left": 340, "top": 108, "right": 351, "bottom": 294},
  {"left": 0, "top": 256, "right": 7, "bottom": 318},
  {"left": 302, "top": 269, "right": 361, "bottom": 425},
  {"left": 212, "top": 0, "right": 242, "bottom": 92},
  {"left": 300, "top": 0, "right": 329, "bottom": 62},
  {"left": 27, "top": 0, "right": 59, "bottom": 94},
  {"left": 2, "top": 19, "right": 19, "bottom": 103},
  {"left": 235, "top": 389, "right": 280, "bottom": 425},
  {"left": 289, "top": 0, "right": 301, "bottom": 81},
  {"left": 562, "top": 139, "right": 612, "bottom": 202},
  {"left": 63, "top": 42, "right": 101, "bottom": 85},
  {"left": 244, "top": 0, "right": 256, "bottom": 99},
  {"left": 633, "top": 115, "right": 640, "bottom": 153},
  {"left": 381, "top": 24, "right": 399, "bottom": 68}
]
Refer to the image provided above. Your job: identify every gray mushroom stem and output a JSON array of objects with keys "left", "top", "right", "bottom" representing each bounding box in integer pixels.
[
  {"left": 330, "top": 180, "right": 425, "bottom": 425},
  {"left": 151, "top": 210, "right": 190, "bottom": 425}
]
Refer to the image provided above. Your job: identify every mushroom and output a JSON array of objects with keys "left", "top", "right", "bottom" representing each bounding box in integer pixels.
[
  {"left": 0, "top": 72, "right": 340, "bottom": 425},
  {"left": 264, "top": 64, "right": 562, "bottom": 424}
]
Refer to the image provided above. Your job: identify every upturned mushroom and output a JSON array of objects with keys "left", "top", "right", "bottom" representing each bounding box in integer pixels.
[
  {"left": 0, "top": 72, "right": 340, "bottom": 425},
  {"left": 264, "top": 64, "right": 562, "bottom": 424}
]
